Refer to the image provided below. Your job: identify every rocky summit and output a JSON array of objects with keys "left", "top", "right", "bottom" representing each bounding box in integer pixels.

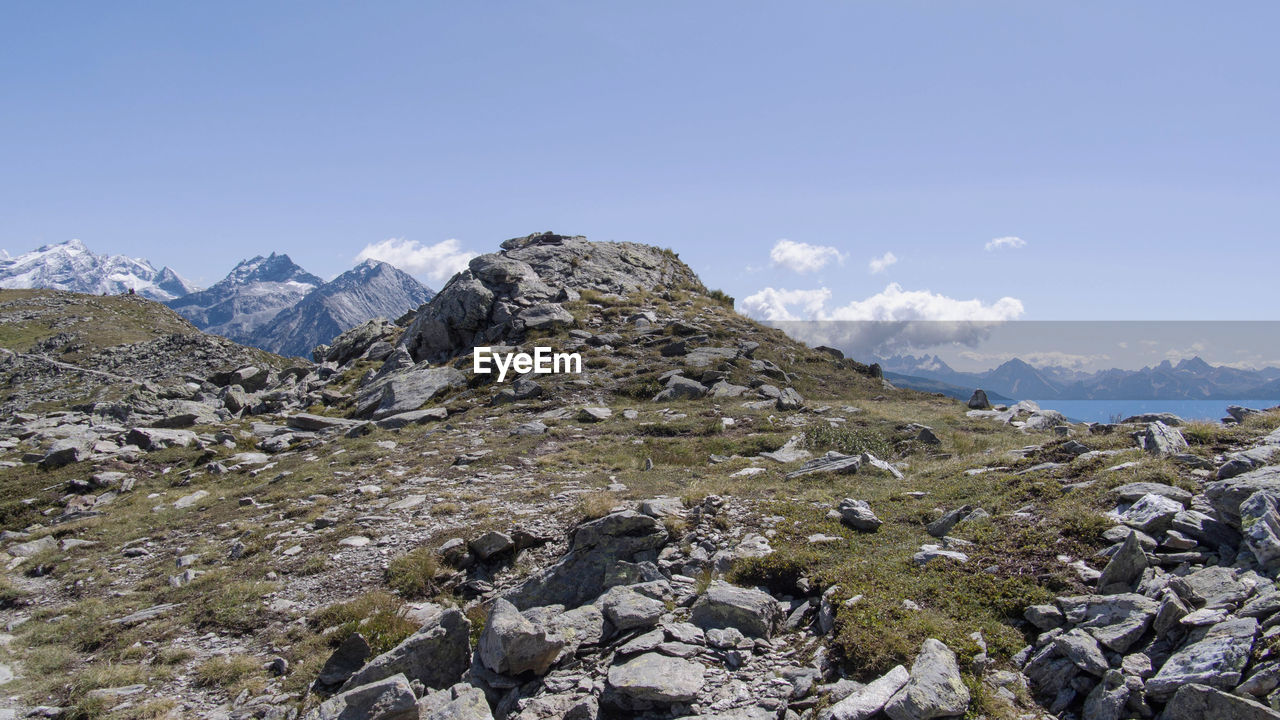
[{"left": 1, "top": 232, "right": 1280, "bottom": 720}]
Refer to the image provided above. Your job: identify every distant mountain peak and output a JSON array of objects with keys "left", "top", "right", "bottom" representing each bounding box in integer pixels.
[
  {"left": 1176, "top": 356, "right": 1213, "bottom": 373},
  {"left": 0, "top": 239, "right": 196, "bottom": 301},
  {"left": 249, "top": 260, "right": 435, "bottom": 357}
]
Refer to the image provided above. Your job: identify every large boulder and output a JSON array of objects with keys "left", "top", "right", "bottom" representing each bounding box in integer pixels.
[
  {"left": 355, "top": 366, "right": 466, "bottom": 419},
  {"left": 1162, "top": 683, "right": 1280, "bottom": 720},
  {"left": 477, "top": 599, "right": 565, "bottom": 676},
  {"left": 339, "top": 608, "right": 471, "bottom": 693},
  {"left": 125, "top": 427, "right": 198, "bottom": 451},
  {"left": 1141, "top": 420, "right": 1189, "bottom": 457},
  {"left": 883, "top": 639, "right": 971, "bottom": 720},
  {"left": 690, "top": 581, "right": 783, "bottom": 639},
  {"left": 502, "top": 511, "right": 668, "bottom": 610},
  {"left": 417, "top": 684, "right": 495, "bottom": 720},
  {"left": 303, "top": 673, "right": 418, "bottom": 720},
  {"left": 606, "top": 653, "right": 706, "bottom": 704},
  {"left": 826, "top": 665, "right": 910, "bottom": 720},
  {"left": 1146, "top": 617, "right": 1258, "bottom": 700}
]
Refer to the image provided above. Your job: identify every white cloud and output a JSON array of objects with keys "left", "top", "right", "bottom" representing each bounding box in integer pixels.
[
  {"left": 985, "top": 236, "right": 1026, "bottom": 252},
  {"left": 740, "top": 283, "right": 1025, "bottom": 353},
  {"left": 355, "top": 238, "right": 476, "bottom": 286},
  {"left": 740, "top": 288, "right": 832, "bottom": 321},
  {"left": 868, "top": 252, "right": 898, "bottom": 274},
  {"left": 770, "top": 239, "right": 846, "bottom": 273}
]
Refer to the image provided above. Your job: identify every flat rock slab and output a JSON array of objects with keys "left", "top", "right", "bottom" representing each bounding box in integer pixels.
[
  {"left": 112, "top": 603, "right": 182, "bottom": 626},
  {"left": 607, "top": 653, "right": 706, "bottom": 703},
  {"left": 1147, "top": 617, "right": 1258, "bottom": 700},
  {"left": 828, "top": 665, "right": 909, "bottom": 720},
  {"left": 1162, "top": 682, "right": 1280, "bottom": 720}
]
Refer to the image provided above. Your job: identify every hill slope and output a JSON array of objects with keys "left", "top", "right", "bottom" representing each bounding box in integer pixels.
[{"left": 0, "top": 233, "right": 1276, "bottom": 720}]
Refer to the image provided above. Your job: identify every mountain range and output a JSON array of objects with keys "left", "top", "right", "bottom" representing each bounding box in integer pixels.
[
  {"left": 0, "top": 239, "right": 197, "bottom": 301},
  {"left": 879, "top": 353, "right": 1280, "bottom": 401},
  {"left": 0, "top": 240, "right": 434, "bottom": 358}
]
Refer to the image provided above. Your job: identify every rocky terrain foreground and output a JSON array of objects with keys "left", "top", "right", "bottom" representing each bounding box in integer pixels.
[{"left": 2, "top": 232, "right": 1280, "bottom": 720}]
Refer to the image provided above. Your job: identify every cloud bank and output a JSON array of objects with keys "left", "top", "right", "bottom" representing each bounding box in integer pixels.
[
  {"left": 741, "top": 282, "right": 1025, "bottom": 353},
  {"left": 356, "top": 238, "right": 476, "bottom": 286}
]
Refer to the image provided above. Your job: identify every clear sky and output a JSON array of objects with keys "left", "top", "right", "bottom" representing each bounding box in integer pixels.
[{"left": 2, "top": 2, "right": 1276, "bottom": 320}]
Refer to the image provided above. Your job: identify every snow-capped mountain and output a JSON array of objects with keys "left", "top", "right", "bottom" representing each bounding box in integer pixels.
[
  {"left": 166, "top": 253, "right": 325, "bottom": 344},
  {"left": 250, "top": 260, "right": 435, "bottom": 358},
  {"left": 0, "top": 239, "right": 197, "bottom": 301}
]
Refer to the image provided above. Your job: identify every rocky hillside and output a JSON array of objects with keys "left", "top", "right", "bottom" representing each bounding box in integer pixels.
[
  {"left": 1, "top": 234, "right": 1279, "bottom": 720},
  {"left": 249, "top": 260, "right": 434, "bottom": 359}
]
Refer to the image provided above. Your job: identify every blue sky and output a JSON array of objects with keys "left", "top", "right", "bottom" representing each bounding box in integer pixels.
[{"left": 2, "top": 2, "right": 1276, "bottom": 320}]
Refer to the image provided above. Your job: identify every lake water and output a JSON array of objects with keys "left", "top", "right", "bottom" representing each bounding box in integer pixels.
[{"left": 1027, "top": 399, "right": 1279, "bottom": 424}]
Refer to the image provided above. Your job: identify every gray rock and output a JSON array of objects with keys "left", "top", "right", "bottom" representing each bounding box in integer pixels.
[
  {"left": 1096, "top": 531, "right": 1147, "bottom": 594},
  {"left": 1052, "top": 629, "right": 1109, "bottom": 676},
  {"left": 1170, "top": 566, "right": 1250, "bottom": 606},
  {"left": 1206, "top": 465, "right": 1280, "bottom": 524},
  {"left": 417, "top": 683, "right": 495, "bottom": 720},
  {"left": 1146, "top": 617, "right": 1258, "bottom": 700},
  {"left": 1141, "top": 421, "right": 1189, "bottom": 457},
  {"left": 1057, "top": 594, "right": 1159, "bottom": 653},
  {"left": 967, "top": 390, "right": 990, "bottom": 410},
  {"left": 1120, "top": 493, "right": 1183, "bottom": 534},
  {"left": 607, "top": 653, "right": 706, "bottom": 704},
  {"left": 316, "top": 632, "right": 372, "bottom": 689},
  {"left": 1241, "top": 490, "right": 1280, "bottom": 570},
  {"left": 1161, "top": 682, "right": 1280, "bottom": 720},
  {"left": 356, "top": 366, "right": 466, "bottom": 419},
  {"left": 40, "top": 437, "right": 90, "bottom": 468},
  {"left": 653, "top": 375, "right": 708, "bottom": 402},
  {"left": 690, "top": 581, "right": 783, "bottom": 638},
  {"left": 833, "top": 498, "right": 882, "bottom": 532},
  {"left": 502, "top": 511, "right": 667, "bottom": 610},
  {"left": 1081, "top": 670, "right": 1129, "bottom": 720},
  {"left": 787, "top": 452, "right": 862, "bottom": 479},
  {"left": 1112, "top": 482, "right": 1193, "bottom": 506},
  {"left": 339, "top": 608, "right": 471, "bottom": 692},
  {"left": 477, "top": 599, "right": 565, "bottom": 676},
  {"left": 601, "top": 585, "right": 666, "bottom": 631},
  {"left": 1122, "top": 412, "right": 1184, "bottom": 426},
  {"left": 915, "top": 427, "right": 941, "bottom": 446},
  {"left": 518, "top": 303, "right": 574, "bottom": 330},
  {"left": 469, "top": 532, "right": 514, "bottom": 562},
  {"left": 776, "top": 387, "right": 805, "bottom": 411},
  {"left": 8, "top": 535, "right": 56, "bottom": 557},
  {"left": 375, "top": 407, "right": 448, "bottom": 429},
  {"left": 926, "top": 506, "right": 975, "bottom": 538},
  {"left": 577, "top": 407, "right": 612, "bottom": 423},
  {"left": 304, "top": 673, "right": 418, "bottom": 720},
  {"left": 883, "top": 639, "right": 971, "bottom": 720},
  {"left": 1024, "top": 604, "right": 1064, "bottom": 631},
  {"left": 549, "top": 603, "right": 607, "bottom": 654},
  {"left": 125, "top": 427, "right": 197, "bottom": 450},
  {"left": 826, "top": 665, "right": 909, "bottom": 720}
]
